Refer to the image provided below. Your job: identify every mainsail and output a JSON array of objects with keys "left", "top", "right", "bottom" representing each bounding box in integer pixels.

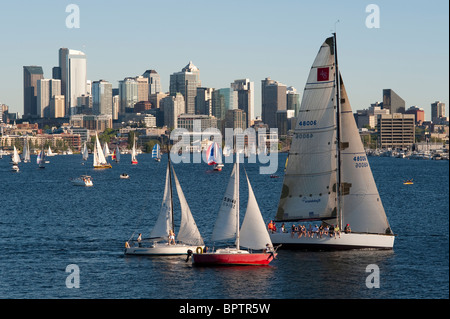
[
  {"left": 93, "top": 134, "right": 108, "bottom": 167},
  {"left": 149, "top": 163, "right": 173, "bottom": 239},
  {"left": 277, "top": 37, "right": 337, "bottom": 222}
]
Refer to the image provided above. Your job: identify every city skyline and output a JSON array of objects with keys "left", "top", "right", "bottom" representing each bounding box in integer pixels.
[{"left": 0, "top": 0, "right": 448, "bottom": 121}]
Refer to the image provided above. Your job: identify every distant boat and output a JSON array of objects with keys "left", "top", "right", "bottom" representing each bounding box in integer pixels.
[
  {"left": 206, "top": 142, "right": 223, "bottom": 171},
  {"left": 125, "top": 153, "right": 204, "bottom": 255},
  {"left": 11, "top": 164, "right": 19, "bottom": 172},
  {"left": 22, "top": 137, "right": 31, "bottom": 163},
  {"left": 403, "top": 179, "right": 414, "bottom": 185},
  {"left": 72, "top": 175, "right": 93, "bottom": 187},
  {"left": 11, "top": 146, "right": 21, "bottom": 165},
  {"left": 269, "top": 34, "right": 395, "bottom": 250},
  {"left": 93, "top": 133, "right": 112, "bottom": 169},
  {"left": 47, "top": 146, "right": 56, "bottom": 157},
  {"left": 131, "top": 139, "right": 138, "bottom": 165},
  {"left": 37, "top": 147, "right": 46, "bottom": 169},
  {"left": 189, "top": 150, "right": 277, "bottom": 266},
  {"left": 82, "top": 142, "right": 89, "bottom": 161},
  {"left": 103, "top": 142, "right": 110, "bottom": 157},
  {"left": 112, "top": 146, "right": 120, "bottom": 163},
  {"left": 152, "top": 144, "right": 161, "bottom": 162}
]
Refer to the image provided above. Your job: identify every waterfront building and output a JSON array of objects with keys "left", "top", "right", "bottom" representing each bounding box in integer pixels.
[
  {"left": 37, "top": 79, "right": 61, "bottom": 118},
  {"left": 377, "top": 113, "right": 415, "bottom": 149},
  {"left": 383, "top": 89, "right": 405, "bottom": 114},
  {"left": 162, "top": 93, "right": 185, "bottom": 129},
  {"left": 69, "top": 114, "right": 112, "bottom": 131},
  {"left": 261, "top": 77, "right": 287, "bottom": 129},
  {"left": 92, "top": 80, "right": 113, "bottom": 116},
  {"left": 231, "top": 79, "right": 254, "bottom": 127},
  {"left": 142, "top": 69, "right": 161, "bottom": 96},
  {"left": 59, "top": 48, "right": 88, "bottom": 116},
  {"left": 23, "top": 66, "right": 44, "bottom": 119},
  {"left": 177, "top": 114, "right": 218, "bottom": 132},
  {"left": 169, "top": 61, "right": 201, "bottom": 114}
]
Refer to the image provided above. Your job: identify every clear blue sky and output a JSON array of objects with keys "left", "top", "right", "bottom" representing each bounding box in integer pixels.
[{"left": 0, "top": 0, "right": 448, "bottom": 120}]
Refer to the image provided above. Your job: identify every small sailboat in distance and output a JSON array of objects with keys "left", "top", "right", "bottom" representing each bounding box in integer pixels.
[
  {"left": 131, "top": 139, "right": 138, "bottom": 165},
  {"left": 93, "top": 133, "right": 112, "bottom": 169},
  {"left": 270, "top": 34, "right": 395, "bottom": 250},
  {"left": 206, "top": 142, "right": 223, "bottom": 171},
  {"left": 152, "top": 143, "right": 161, "bottom": 162}
]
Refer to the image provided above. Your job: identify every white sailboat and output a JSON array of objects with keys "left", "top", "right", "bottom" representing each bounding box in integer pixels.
[
  {"left": 37, "top": 147, "right": 46, "bottom": 168},
  {"left": 93, "top": 133, "right": 112, "bottom": 169},
  {"left": 22, "top": 137, "right": 31, "bottom": 163},
  {"left": 125, "top": 154, "right": 204, "bottom": 255},
  {"left": 11, "top": 146, "right": 21, "bottom": 165},
  {"left": 189, "top": 150, "right": 277, "bottom": 265},
  {"left": 270, "top": 34, "right": 395, "bottom": 250},
  {"left": 131, "top": 139, "right": 138, "bottom": 165},
  {"left": 152, "top": 143, "right": 161, "bottom": 162},
  {"left": 103, "top": 142, "right": 110, "bottom": 157},
  {"left": 112, "top": 145, "right": 120, "bottom": 163},
  {"left": 47, "top": 146, "right": 56, "bottom": 156},
  {"left": 82, "top": 142, "right": 89, "bottom": 161}
]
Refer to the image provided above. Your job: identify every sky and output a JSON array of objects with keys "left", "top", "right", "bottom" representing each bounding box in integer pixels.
[{"left": 0, "top": 0, "right": 448, "bottom": 121}]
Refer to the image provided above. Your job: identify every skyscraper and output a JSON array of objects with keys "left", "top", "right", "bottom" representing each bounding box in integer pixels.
[
  {"left": 431, "top": 101, "right": 445, "bottom": 122},
  {"left": 231, "top": 79, "right": 254, "bottom": 127},
  {"left": 162, "top": 93, "right": 185, "bottom": 129},
  {"left": 169, "top": 61, "right": 201, "bottom": 114},
  {"left": 261, "top": 77, "right": 286, "bottom": 129},
  {"left": 92, "top": 80, "right": 112, "bottom": 116},
  {"left": 23, "top": 66, "right": 44, "bottom": 119},
  {"left": 195, "top": 87, "right": 214, "bottom": 115},
  {"left": 212, "top": 88, "right": 237, "bottom": 120},
  {"left": 383, "top": 89, "right": 405, "bottom": 114},
  {"left": 286, "top": 86, "right": 300, "bottom": 117},
  {"left": 118, "top": 77, "right": 138, "bottom": 113},
  {"left": 59, "top": 48, "right": 87, "bottom": 116},
  {"left": 142, "top": 69, "right": 161, "bottom": 96},
  {"left": 37, "top": 79, "right": 61, "bottom": 117}
]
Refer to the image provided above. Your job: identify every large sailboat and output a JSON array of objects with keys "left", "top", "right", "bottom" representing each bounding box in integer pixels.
[
  {"left": 125, "top": 153, "right": 204, "bottom": 255},
  {"left": 189, "top": 151, "right": 277, "bottom": 265},
  {"left": 93, "top": 133, "right": 112, "bottom": 169},
  {"left": 270, "top": 34, "right": 395, "bottom": 250}
]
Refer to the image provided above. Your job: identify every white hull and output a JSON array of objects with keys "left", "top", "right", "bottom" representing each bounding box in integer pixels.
[
  {"left": 125, "top": 243, "right": 204, "bottom": 255},
  {"left": 270, "top": 232, "right": 395, "bottom": 250}
]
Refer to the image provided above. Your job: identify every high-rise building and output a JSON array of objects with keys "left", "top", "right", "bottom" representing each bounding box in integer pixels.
[
  {"left": 405, "top": 106, "right": 425, "bottom": 124},
  {"left": 118, "top": 77, "right": 138, "bottom": 113},
  {"left": 169, "top": 61, "right": 201, "bottom": 114},
  {"left": 431, "top": 101, "right": 445, "bottom": 122},
  {"left": 37, "top": 79, "right": 61, "bottom": 117},
  {"left": 162, "top": 93, "right": 185, "bottom": 129},
  {"left": 212, "top": 88, "right": 237, "bottom": 120},
  {"left": 225, "top": 109, "right": 247, "bottom": 132},
  {"left": 59, "top": 48, "right": 87, "bottom": 116},
  {"left": 195, "top": 87, "right": 214, "bottom": 115},
  {"left": 377, "top": 113, "right": 415, "bottom": 149},
  {"left": 142, "top": 69, "right": 161, "bottom": 96},
  {"left": 23, "top": 66, "right": 44, "bottom": 119},
  {"left": 383, "top": 89, "right": 405, "bottom": 114},
  {"left": 231, "top": 79, "right": 254, "bottom": 127},
  {"left": 50, "top": 95, "right": 65, "bottom": 118},
  {"left": 135, "top": 76, "right": 149, "bottom": 102},
  {"left": 286, "top": 86, "right": 300, "bottom": 117},
  {"left": 261, "top": 77, "right": 286, "bottom": 128},
  {"left": 92, "top": 80, "right": 112, "bottom": 116}
]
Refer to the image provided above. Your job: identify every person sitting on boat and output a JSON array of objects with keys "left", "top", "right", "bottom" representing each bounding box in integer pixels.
[
  {"left": 137, "top": 233, "right": 142, "bottom": 247},
  {"left": 291, "top": 224, "right": 298, "bottom": 238},
  {"left": 280, "top": 223, "right": 286, "bottom": 233},
  {"left": 265, "top": 243, "right": 274, "bottom": 253},
  {"left": 329, "top": 224, "right": 335, "bottom": 237},
  {"left": 323, "top": 224, "right": 329, "bottom": 236},
  {"left": 267, "top": 220, "right": 275, "bottom": 233},
  {"left": 168, "top": 229, "right": 175, "bottom": 245},
  {"left": 344, "top": 224, "right": 351, "bottom": 234},
  {"left": 334, "top": 225, "right": 341, "bottom": 239},
  {"left": 311, "top": 225, "right": 319, "bottom": 238}
]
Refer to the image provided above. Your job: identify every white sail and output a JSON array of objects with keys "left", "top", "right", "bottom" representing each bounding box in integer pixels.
[
  {"left": 12, "top": 146, "right": 21, "bottom": 164},
  {"left": 277, "top": 37, "right": 337, "bottom": 221},
  {"left": 172, "top": 167, "right": 204, "bottom": 246},
  {"left": 338, "top": 76, "right": 392, "bottom": 234},
  {"left": 103, "top": 142, "right": 110, "bottom": 157},
  {"left": 131, "top": 140, "right": 138, "bottom": 163},
  {"left": 82, "top": 142, "right": 89, "bottom": 161},
  {"left": 114, "top": 146, "right": 120, "bottom": 162},
  {"left": 149, "top": 163, "right": 173, "bottom": 239},
  {"left": 23, "top": 138, "right": 30, "bottom": 162},
  {"left": 240, "top": 171, "right": 273, "bottom": 250},
  {"left": 211, "top": 165, "right": 238, "bottom": 242},
  {"left": 93, "top": 134, "right": 108, "bottom": 166}
]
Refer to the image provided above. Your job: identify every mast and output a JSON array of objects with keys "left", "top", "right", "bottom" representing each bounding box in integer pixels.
[
  {"left": 235, "top": 140, "right": 240, "bottom": 250},
  {"left": 333, "top": 32, "right": 343, "bottom": 230},
  {"left": 168, "top": 145, "right": 175, "bottom": 234}
]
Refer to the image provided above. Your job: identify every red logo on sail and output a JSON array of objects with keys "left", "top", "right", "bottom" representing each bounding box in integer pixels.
[{"left": 317, "top": 67, "right": 329, "bottom": 81}]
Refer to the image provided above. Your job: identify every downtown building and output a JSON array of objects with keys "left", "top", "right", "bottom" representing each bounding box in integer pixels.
[
  {"left": 37, "top": 79, "right": 61, "bottom": 118},
  {"left": 231, "top": 79, "right": 254, "bottom": 128},
  {"left": 169, "top": 61, "right": 201, "bottom": 114},
  {"left": 92, "top": 80, "right": 113, "bottom": 116},
  {"left": 261, "top": 77, "right": 287, "bottom": 130},
  {"left": 57, "top": 48, "right": 88, "bottom": 116},
  {"left": 23, "top": 66, "right": 44, "bottom": 119},
  {"left": 377, "top": 113, "right": 415, "bottom": 149}
]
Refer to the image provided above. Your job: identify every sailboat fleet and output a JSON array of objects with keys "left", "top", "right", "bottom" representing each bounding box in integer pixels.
[{"left": 3, "top": 33, "right": 396, "bottom": 268}]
